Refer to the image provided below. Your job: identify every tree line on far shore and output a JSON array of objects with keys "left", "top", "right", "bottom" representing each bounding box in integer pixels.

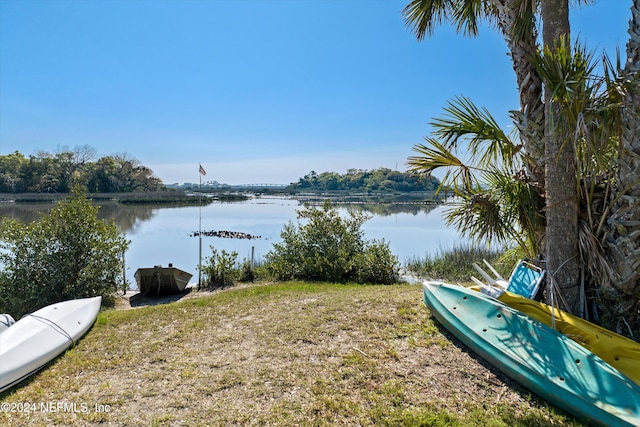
[
  {"left": 0, "top": 147, "right": 163, "bottom": 194},
  {"left": 2, "top": 148, "right": 442, "bottom": 195},
  {"left": 287, "top": 168, "right": 440, "bottom": 192}
]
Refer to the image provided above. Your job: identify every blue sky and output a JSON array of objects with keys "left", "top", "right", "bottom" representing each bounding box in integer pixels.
[{"left": 0, "top": 0, "right": 631, "bottom": 185}]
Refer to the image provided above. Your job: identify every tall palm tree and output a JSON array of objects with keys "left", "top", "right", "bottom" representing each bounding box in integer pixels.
[
  {"left": 402, "top": 1, "right": 551, "bottom": 282},
  {"left": 538, "top": 0, "right": 583, "bottom": 314},
  {"left": 411, "top": 41, "right": 626, "bottom": 317},
  {"left": 404, "top": 0, "right": 640, "bottom": 338},
  {"left": 404, "top": 0, "right": 598, "bottom": 301}
]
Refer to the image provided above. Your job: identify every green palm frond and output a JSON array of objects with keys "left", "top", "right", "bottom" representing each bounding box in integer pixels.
[
  {"left": 402, "top": 0, "right": 490, "bottom": 40},
  {"left": 481, "top": 165, "right": 543, "bottom": 255},
  {"left": 444, "top": 193, "right": 507, "bottom": 244},
  {"left": 431, "top": 95, "right": 521, "bottom": 167},
  {"left": 509, "top": 0, "right": 537, "bottom": 42},
  {"left": 585, "top": 51, "right": 624, "bottom": 150},
  {"left": 402, "top": 0, "right": 452, "bottom": 41},
  {"left": 451, "top": 0, "right": 486, "bottom": 36},
  {"left": 533, "top": 36, "right": 596, "bottom": 107},
  {"left": 407, "top": 137, "right": 480, "bottom": 193},
  {"left": 408, "top": 95, "right": 542, "bottom": 253},
  {"left": 443, "top": 179, "right": 533, "bottom": 251}
]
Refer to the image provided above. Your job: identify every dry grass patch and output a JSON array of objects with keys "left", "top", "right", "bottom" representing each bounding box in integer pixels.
[{"left": 0, "top": 282, "right": 583, "bottom": 426}]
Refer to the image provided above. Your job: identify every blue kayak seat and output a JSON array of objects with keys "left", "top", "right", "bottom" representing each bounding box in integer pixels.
[
  {"left": 472, "top": 259, "right": 545, "bottom": 300},
  {"left": 506, "top": 260, "right": 545, "bottom": 299}
]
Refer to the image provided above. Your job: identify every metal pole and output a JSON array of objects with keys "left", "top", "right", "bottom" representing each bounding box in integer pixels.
[
  {"left": 122, "top": 248, "right": 126, "bottom": 295},
  {"left": 198, "top": 169, "right": 202, "bottom": 290}
]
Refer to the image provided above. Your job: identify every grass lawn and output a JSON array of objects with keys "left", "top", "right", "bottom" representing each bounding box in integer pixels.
[{"left": 0, "top": 282, "right": 584, "bottom": 426}]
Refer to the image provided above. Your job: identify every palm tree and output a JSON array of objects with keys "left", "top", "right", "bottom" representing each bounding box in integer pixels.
[
  {"left": 403, "top": 0, "right": 602, "bottom": 314},
  {"left": 537, "top": 0, "right": 584, "bottom": 314},
  {"left": 410, "top": 42, "right": 626, "bottom": 315},
  {"left": 533, "top": 37, "right": 624, "bottom": 318}
]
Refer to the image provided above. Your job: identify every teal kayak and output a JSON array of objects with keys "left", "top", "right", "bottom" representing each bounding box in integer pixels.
[{"left": 422, "top": 281, "right": 640, "bottom": 427}]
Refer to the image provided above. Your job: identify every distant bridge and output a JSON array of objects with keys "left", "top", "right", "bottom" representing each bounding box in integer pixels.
[{"left": 233, "top": 183, "right": 287, "bottom": 188}]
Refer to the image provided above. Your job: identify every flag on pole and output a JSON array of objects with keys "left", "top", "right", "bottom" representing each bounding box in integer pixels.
[{"left": 199, "top": 164, "right": 207, "bottom": 176}]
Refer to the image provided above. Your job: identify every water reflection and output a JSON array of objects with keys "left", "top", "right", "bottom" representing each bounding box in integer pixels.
[
  {"left": 341, "top": 202, "right": 438, "bottom": 217},
  {"left": 0, "top": 197, "right": 459, "bottom": 288},
  {"left": 97, "top": 201, "right": 158, "bottom": 234},
  {"left": 0, "top": 198, "right": 440, "bottom": 229},
  {"left": 0, "top": 201, "right": 158, "bottom": 235},
  {"left": 0, "top": 202, "right": 56, "bottom": 224}
]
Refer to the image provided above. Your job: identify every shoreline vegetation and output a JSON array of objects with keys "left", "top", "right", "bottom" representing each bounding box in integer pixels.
[
  {"left": 0, "top": 149, "right": 446, "bottom": 205},
  {"left": 0, "top": 189, "right": 443, "bottom": 206},
  {"left": 0, "top": 191, "right": 248, "bottom": 205}
]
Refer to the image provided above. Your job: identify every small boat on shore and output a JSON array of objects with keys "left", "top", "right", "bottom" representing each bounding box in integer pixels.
[
  {"left": 0, "top": 296, "right": 101, "bottom": 393},
  {"left": 134, "top": 264, "right": 193, "bottom": 296},
  {"left": 423, "top": 281, "right": 640, "bottom": 427}
]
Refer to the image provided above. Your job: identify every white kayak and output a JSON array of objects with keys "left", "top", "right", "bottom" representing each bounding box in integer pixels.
[{"left": 0, "top": 296, "right": 101, "bottom": 393}]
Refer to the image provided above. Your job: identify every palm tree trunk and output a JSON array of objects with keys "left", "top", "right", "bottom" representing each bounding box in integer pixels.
[
  {"left": 604, "top": 0, "right": 640, "bottom": 338},
  {"left": 490, "top": 0, "right": 546, "bottom": 251},
  {"left": 492, "top": 0, "right": 545, "bottom": 188},
  {"left": 540, "top": 0, "right": 582, "bottom": 313}
]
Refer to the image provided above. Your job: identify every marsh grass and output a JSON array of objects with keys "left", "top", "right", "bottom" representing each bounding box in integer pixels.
[
  {"left": 405, "top": 245, "right": 510, "bottom": 282},
  {"left": 0, "top": 282, "right": 582, "bottom": 426}
]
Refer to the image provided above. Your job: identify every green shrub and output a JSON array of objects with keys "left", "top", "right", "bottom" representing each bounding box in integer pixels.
[
  {"left": 0, "top": 189, "right": 129, "bottom": 317},
  {"left": 238, "top": 257, "right": 257, "bottom": 282},
  {"left": 264, "top": 200, "right": 400, "bottom": 284},
  {"left": 200, "top": 247, "right": 239, "bottom": 289},
  {"left": 354, "top": 239, "right": 400, "bottom": 285}
]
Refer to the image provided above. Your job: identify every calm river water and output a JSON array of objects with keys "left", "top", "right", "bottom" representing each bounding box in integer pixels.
[{"left": 0, "top": 196, "right": 461, "bottom": 288}]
